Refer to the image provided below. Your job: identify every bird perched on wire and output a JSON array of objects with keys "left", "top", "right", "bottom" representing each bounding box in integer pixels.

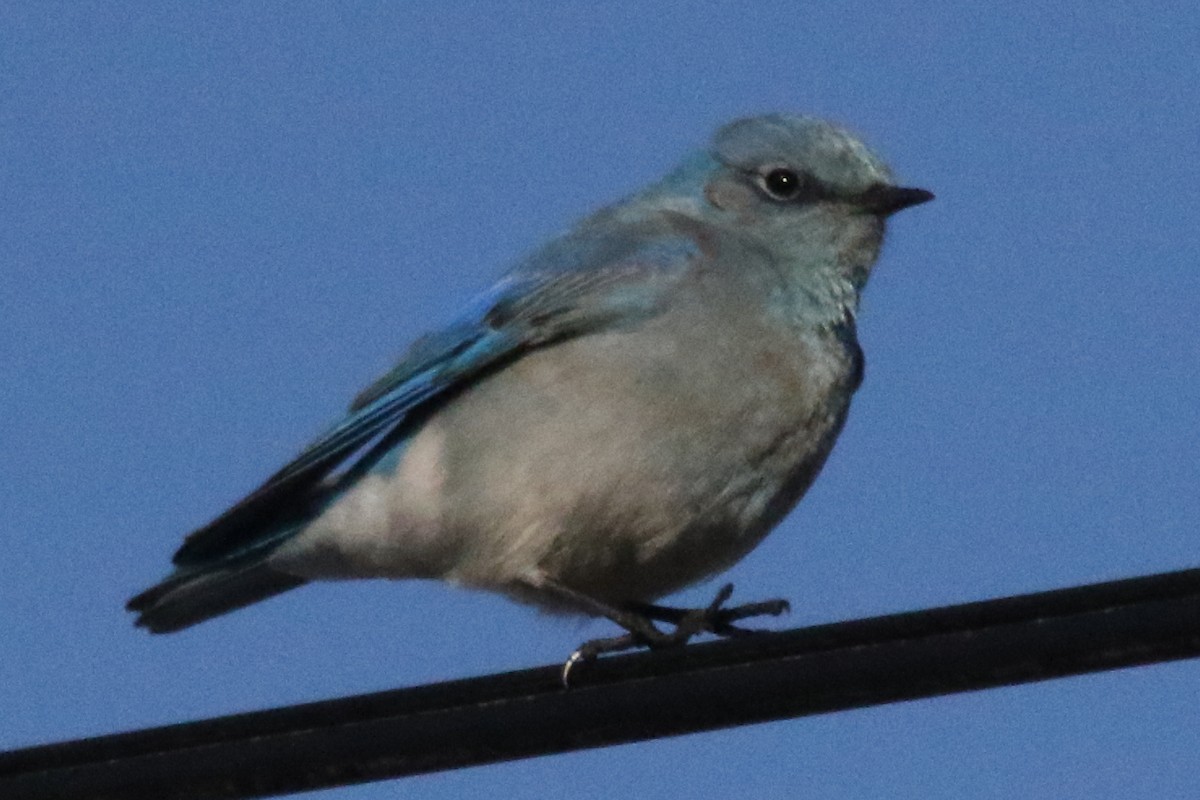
[{"left": 128, "top": 114, "right": 932, "bottom": 671}]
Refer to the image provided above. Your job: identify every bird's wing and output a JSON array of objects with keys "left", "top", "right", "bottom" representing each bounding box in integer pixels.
[{"left": 171, "top": 233, "right": 700, "bottom": 567}]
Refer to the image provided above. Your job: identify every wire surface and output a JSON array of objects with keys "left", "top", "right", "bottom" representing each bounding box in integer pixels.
[{"left": 4, "top": 566, "right": 1200, "bottom": 800}]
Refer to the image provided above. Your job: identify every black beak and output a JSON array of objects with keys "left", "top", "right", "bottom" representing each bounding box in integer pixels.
[{"left": 855, "top": 184, "right": 935, "bottom": 216}]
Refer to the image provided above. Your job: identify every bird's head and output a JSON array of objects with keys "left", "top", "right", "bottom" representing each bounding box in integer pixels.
[{"left": 659, "top": 114, "right": 932, "bottom": 293}]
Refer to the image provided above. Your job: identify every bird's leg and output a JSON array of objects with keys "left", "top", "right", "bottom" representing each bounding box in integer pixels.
[
  {"left": 527, "top": 573, "right": 675, "bottom": 646},
  {"left": 630, "top": 583, "right": 791, "bottom": 638},
  {"left": 525, "top": 573, "right": 789, "bottom": 686},
  {"left": 523, "top": 573, "right": 677, "bottom": 685}
]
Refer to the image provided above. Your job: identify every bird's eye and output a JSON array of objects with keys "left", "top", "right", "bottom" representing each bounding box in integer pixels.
[{"left": 762, "top": 168, "right": 804, "bottom": 200}]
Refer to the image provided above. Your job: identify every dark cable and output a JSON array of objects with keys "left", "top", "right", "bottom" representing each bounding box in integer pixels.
[{"left": 3, "top": 566, "right": 1200, "bottom": 800}]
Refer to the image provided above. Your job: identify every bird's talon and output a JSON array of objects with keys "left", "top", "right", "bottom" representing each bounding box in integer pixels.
[
  {"left": 561, "top": 649, "right": 588, "bottom": 687},
  {"left": 708, "top": 583, "right": 735, "bottom": 612}
]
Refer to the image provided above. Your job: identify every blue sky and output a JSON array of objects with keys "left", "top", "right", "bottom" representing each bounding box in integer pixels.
[{"left": 3, "top": 3, "right": 1198, "bottom": 797}]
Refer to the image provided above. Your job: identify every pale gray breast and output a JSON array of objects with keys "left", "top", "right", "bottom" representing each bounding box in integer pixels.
[{"left": 429, "top": 280, "right": 861, "bottom": 601}]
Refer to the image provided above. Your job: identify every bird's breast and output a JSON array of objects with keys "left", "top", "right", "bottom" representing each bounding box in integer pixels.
[
  {"left": 277, "top": 296, "right": 861, "bottom": 605},
  {"left": 427, "top": 298, "right": 861, "bottom": 602}
]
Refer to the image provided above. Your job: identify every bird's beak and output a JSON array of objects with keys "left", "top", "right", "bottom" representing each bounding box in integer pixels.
[{"left": 855, "top": 184, "right": 935, "bottom": 216}]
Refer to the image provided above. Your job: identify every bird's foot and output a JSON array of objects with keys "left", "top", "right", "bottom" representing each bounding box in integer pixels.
[
  {"left": 560, "top": 583, "right": 790, "bottom": 686},
  {"left": 643, "top": 582, "right": 791, "bottom": 640}
]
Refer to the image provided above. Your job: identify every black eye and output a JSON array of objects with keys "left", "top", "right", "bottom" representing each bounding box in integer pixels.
[{"left": 762, "top": 168, "right": 803, "bottom": 200}]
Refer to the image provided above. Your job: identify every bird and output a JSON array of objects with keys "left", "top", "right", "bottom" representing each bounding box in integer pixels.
[{"left": 128, "top": 114, "right": 932, "bottom": 668}]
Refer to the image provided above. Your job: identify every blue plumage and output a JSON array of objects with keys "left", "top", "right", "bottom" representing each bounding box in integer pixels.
[{"left": 128, "top": 114, "right": 931, "bottom": 646}]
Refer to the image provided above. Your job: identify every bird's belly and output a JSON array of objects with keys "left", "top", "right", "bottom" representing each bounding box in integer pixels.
[
  {"left": 432, "top": 319, "right": 857, "bottom": 606},
  {"left": 276, "top": 314, "right": 858, "bottom": 608}
]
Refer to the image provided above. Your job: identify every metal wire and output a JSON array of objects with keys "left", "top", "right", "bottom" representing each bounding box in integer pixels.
[{"left": 4, "top": 565, "right": 1200, "bottom": 800}]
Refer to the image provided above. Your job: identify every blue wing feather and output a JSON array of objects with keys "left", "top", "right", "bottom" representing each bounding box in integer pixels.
[{"left": 171, "top": 232, "right": 699, "bottom": 568}]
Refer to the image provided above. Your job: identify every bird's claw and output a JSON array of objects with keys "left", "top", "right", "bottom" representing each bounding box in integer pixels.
[
  {"left": 561, "top": 632, "right": 642, "bottom": 686},
  {"left": 560, "top": 583, "right": 790, "bottom": 687}
]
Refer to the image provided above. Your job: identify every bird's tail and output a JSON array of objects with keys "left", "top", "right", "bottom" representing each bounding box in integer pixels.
[{"left": 127, "top": 558, "right": 307, "bottom": 634}]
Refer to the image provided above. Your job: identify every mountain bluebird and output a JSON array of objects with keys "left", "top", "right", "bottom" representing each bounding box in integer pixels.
[{"left": 129, "top": 114, "right": 932, "bottom": 667}]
